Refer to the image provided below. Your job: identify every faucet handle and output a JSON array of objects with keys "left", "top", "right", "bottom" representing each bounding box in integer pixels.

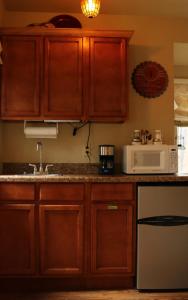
[
  {"left": 29, "top": 163, "right": 38, "bottom": 175},
  {"left": 45, "top": 164, "right": 54, "bottom": 174}
]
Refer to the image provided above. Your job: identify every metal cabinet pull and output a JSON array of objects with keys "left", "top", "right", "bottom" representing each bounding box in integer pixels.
[{"left": 107, "top": 204, "right": 118, "bottom": 210}]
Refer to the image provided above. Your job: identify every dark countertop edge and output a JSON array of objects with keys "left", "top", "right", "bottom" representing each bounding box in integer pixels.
[{"left": 0, "top": 174, "right": 188, "bottom": 182}]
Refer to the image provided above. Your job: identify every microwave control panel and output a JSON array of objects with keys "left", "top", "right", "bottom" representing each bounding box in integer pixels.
[{"left": 168, "top": 147, "right": 178, "bottom": 173}]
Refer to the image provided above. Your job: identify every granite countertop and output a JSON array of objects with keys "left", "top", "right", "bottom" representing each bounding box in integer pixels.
[
  {"left": 0, "top": 173, "right": 188, "bottom": 182},
  {"left": 2, "top": 163, "right": 188, "bottom": 183}
]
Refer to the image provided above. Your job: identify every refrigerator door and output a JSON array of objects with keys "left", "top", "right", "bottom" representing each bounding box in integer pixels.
[
  {"left": 137, "top": 185, "right": 188, "bottom": 290},
  {"left": 138, "top": 186, "right": 188, "bottom": 219}
]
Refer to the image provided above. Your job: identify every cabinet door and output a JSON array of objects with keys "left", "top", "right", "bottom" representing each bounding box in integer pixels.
[
  {"left": 1, "top": 35, "right": 41, "bottom": 119},
  {"left": 88, "top": 37, "right": 127, "bottom": 122},
  {"left": 91, "top": 203, "right": 134, "bottom": 274},
  {"left": 43, "top": 37, "right": 84, "bottom": 120},
  {"left": 39, "top": 204, "right": 83, "bottom": 275},
  {"left": 0, "top": 204, "right": 36, "bottom": 275}
]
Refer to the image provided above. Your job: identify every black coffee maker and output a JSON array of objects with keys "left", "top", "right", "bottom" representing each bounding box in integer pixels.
[{"left": 99, "top": 145, "right": 115, "bottom": 175}]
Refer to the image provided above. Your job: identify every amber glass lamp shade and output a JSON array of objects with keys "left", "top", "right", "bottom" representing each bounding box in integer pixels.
[{"left": 81, "top": 0, "right": 100, "bottom": 18}]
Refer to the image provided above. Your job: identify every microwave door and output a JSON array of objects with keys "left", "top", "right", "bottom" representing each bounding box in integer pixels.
[{"left": 131, "top": 149, "right": 167, "bottom": 173}]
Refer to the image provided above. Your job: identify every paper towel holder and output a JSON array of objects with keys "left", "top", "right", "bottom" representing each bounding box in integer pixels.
[{"left": 24, "top": 120, "right": 59, "bottom": 139}]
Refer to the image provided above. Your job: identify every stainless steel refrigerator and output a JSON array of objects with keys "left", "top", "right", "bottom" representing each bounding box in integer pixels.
[{"left": 137, "top": 184, "right": 188, "bottom": 290}]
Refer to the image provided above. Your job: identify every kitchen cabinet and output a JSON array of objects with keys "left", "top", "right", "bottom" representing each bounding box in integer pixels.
[
  {"left": 39, "top": 183, "right": 84, "bottom": 275},
  {"left": 0, "top": 33, "right": 84, "bottom": 120},
  {"left": 0, "top": 28, "right": 133, "bottom": 122},
  {"left": 43, "top": 36, "right": 84, "bottom": 119},
  {"left": 1, "top": 35, "right": 41, "bottom": 118},
  {"left": 90, "top": 183, "right": 135, "bottom": 275},
  {"left": 91, "top": 203, "right": 134, "bottom": 274},
  {"left": 0, "top": 181, "right": 136, "bottom": 289},
  {"left": 0, "top": 183, "right": 36, "bottom": 275},
  {"left": 88, "top": 37, "right": 127, "bottom": 122}
]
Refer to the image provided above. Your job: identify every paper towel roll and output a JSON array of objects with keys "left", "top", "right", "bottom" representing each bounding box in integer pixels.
[{"left": 24, "top": 124, "right": 58, "bottom": 138}]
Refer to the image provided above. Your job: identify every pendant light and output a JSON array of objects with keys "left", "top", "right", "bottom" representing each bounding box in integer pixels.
[{"left": 81, "top": 0, "right": 100, "bottom": 18}]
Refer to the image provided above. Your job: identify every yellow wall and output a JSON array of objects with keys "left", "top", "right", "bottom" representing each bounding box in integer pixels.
[
  {"left": 174, "top": 65, "right": 188, "bottom": 78},
  {"left": 2, "top": 12, "right": 188, "bottom": 163}
]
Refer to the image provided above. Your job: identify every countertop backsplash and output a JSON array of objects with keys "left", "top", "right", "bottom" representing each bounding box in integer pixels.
[
  {"left": 2, "top": 162, "right": 99, "bottom": 175},
  {"left": 2, "top": 162, "right": 122, "bottom": 175}
]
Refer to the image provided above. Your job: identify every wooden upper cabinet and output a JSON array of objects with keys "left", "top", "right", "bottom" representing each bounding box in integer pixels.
[
  {"left": 0, "top": 29, "right": 133, "bottom": 122},
  {"left": 88, "top": 37, "right": 128, "bottom": 122},
  {"left": 43, "top": 36, "right": 84, "bottom": 119},
  {"left": 1, "top": 35, "right": 41, "bottom": 119},
  {"left": 0, "top": 34, "right": 83, "bottom": 120}
]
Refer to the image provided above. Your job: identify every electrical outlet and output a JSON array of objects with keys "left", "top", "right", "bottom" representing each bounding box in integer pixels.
[{"left": 85, "top": 145, "right": 90, "bottom": 155}]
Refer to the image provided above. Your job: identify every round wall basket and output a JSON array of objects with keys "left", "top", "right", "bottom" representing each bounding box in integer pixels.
[{"left": 131, "top": 61, "right": 168, "bottom": 98}]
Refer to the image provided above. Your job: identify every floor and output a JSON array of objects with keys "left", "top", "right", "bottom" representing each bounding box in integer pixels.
[{"left": 0, "top": 290, "right": 188, "bottom": 300}]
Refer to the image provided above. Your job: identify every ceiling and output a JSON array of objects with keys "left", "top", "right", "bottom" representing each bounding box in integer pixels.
[{"left": 2, "top": 0, "right": 188, "bottom": 18}]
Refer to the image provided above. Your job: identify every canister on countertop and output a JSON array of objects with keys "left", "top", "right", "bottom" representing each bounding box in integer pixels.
[
  {"left": 154, "top": 129, "right": 162, "bottom": 144},
  {"left": 132, "top": 130, "right": 141, "bottom": 144}
]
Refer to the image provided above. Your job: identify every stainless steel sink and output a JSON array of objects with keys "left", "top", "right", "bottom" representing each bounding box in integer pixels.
[{"left": 13, "top": 173, "right": 60, "bottom": 176}]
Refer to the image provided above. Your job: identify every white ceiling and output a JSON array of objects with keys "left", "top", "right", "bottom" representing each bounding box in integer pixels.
[{"left": 2, "top": 0, "right": 188, "bottom": 18}]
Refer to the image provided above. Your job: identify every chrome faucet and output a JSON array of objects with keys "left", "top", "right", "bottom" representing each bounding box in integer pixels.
[
  {"left": 29, "top": 142, "right": 54, "bottom": 175},
  {"left": 37, "top": 141, "right": 43, "bottom": 174}
]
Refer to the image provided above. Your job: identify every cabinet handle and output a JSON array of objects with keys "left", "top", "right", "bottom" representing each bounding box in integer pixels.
[{"left": 107, "top": 204, "right": 118, "bottom": 210}]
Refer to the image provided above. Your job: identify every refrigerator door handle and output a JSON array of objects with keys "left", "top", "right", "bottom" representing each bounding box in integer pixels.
[{"left": 137, "top": 215, "right": 188, "bottom": 226}]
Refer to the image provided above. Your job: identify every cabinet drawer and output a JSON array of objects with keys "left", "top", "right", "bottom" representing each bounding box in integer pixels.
[
  {"left": 40, "top": 183, "right": 85, "bottom": 201},
  {"left": 91, "top": 183, "right": 134, "bottom": 201},
  {"left": 0, "top": 183, "right": 35, "bottom": 201}
]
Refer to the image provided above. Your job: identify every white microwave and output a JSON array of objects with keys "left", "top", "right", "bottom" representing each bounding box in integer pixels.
[{"left": 122, "top": 144, "right": 178, "bottom": 174}]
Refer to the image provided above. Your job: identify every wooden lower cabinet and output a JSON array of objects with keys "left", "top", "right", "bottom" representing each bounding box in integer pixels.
[
  {"left": 39, "top": 204, "right": 84, "bottom": 275},
  {"left": 0, "top": 182, "right": 135, "bottom": 290},
  {"left": 91, "top": 202, "right": 134, "bottom": 274},
  {"left": 0, "top": 204, "right": 35, "bottom": 275},
  {"left": 90, "top": 182, "right": 135, "bottom": 284}
]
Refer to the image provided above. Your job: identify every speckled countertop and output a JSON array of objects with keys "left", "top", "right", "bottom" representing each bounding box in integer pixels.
[
  {"left": 0, "top": 173, "right": 188, "bottom": 182},
  {"left": 1, "top": 163, "right": 188, "bottom": 183}
]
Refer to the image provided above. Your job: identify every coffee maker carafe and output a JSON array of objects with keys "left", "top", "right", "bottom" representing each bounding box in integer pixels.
[{"left": 99, "top": 145, "right": 115, "bottom": 175}]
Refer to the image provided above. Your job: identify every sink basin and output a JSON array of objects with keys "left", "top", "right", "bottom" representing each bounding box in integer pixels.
[
  {"left": 43, "top": 174, "right": 60, "bottom": 176},
  {"left": 14, "top": 173, "right": 60, "bottom": 176}
]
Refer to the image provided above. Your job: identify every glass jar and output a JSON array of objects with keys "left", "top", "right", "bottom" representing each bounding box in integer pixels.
[
  {"left": 154, "top": 129, "right": 162, "bottom": 144},
  {"left": 132, "top": 130, "right": 141, "bottom": 144}
]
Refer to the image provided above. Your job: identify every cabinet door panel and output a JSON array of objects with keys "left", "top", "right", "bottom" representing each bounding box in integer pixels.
[
  {"left": 0, "top": 204, "right": 35, "bottom": 275},
  {"left": 0, "top": 183, "right": 35, "bottom": 201},
  {"left": 88, "top": 37, "right": 127, "bottom": 122},
  {"left": 43, "top": 37, "right": 83, "bottom": 119},
  {"left": 1, "top": 36, "right": 41, "bottom": 118},
  {"left": 91, "top": 203, "right": 133, "bottom": 274},
  {"left": 91, "top": 183, "right": 134, "bottom": 201},
  {"left": 40, "top": 205, "right": 83, "bottom": 275},
  {"left": 40, "top": 183, "right": 84, "bottom": 201}
]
